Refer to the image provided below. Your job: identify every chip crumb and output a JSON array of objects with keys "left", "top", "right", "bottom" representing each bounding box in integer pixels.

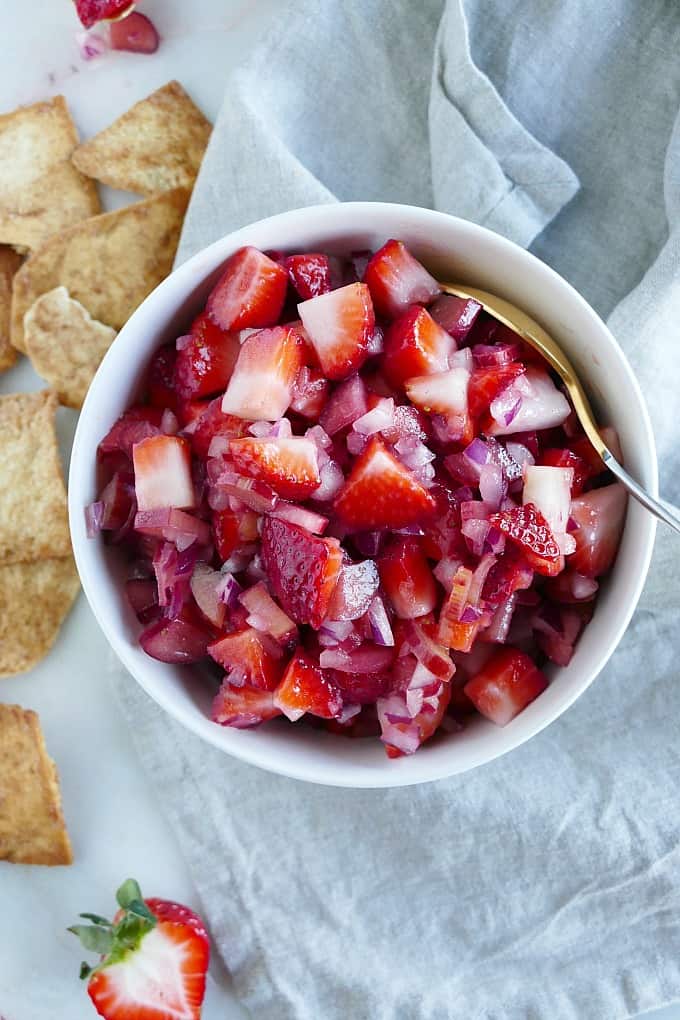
[
  {"left": 11, "top": 187, "right": 190, "bottom": 352},
  {"left": 72, "top": 80, "right": 212, "bottom": 196},
  {"left": 24, "top": 286, "right": 117, "bottom": 408},
  {"left": 0, "top": 390, "right": 70, "bottom": 564},
  {"left": 0, "top": 703, "right": 73, "bottom": 865},
  {"left": 0, "top": 245, "right": 23, "bottom": 372}
]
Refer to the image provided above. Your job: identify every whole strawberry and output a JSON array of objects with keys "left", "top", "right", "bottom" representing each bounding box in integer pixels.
[{"left": 69, "top": 879, "right": 210, "bottom": 1020}]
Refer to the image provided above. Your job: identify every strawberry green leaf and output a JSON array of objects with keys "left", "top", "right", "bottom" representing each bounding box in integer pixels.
[
  {"left": 116, "top": 878, "right": 144, "bottom": 909},
  {"left": 68, "top": 924, "right": 114, "bottom": 955},
  {"left": 79, "top": 962, "right": 93, "bottom": 981},
  {"left": 79, "top": 912, "right": 112, "bottom": 926}
]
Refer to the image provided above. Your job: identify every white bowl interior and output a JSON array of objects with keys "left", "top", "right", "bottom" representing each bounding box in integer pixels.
[{"left": 69, "top": 203, "right": 657, "bottom": 787}]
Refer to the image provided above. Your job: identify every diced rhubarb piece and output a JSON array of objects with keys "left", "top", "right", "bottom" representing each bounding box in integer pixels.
[
  {"left": 140, "top": 608, "right": 212, "bottom": 664},
  {"left": 334, "top": 436, "right": 436, "bottom": 531},
  {"left": 285, "top": 253, "right": 332, "bottom": 300},
  {"left": 132, "top": 435, "right": 195, "bottom": 511},
  {"left": 569, "top": 483, "right": 627, "bottom": 578},
  {"left": 207, "top": 246, "right": 288, "bottom": 331},
  {"left": 290, "top": 366, "right": 329, "bottom": 419},
  {"left": 468, "top": 363, "right": 525, "bottom": 419},
  {"left": 428, "top": 293, "right": 482, "bottom": 342},
  {"left": 99, "top": 406, "right": 163, "bottom": 458},
  {"left": 464, "top": 646, "right": 548, "bottom": 725},
  {"left": 221, "top": 325, "right": 303, "bottom": 420},
  {"left": 382, "top": 306, "right": 453, "bottom": 388},
  {"left": 183, "top": 396, "right": 249, "bottom": 460},
  {"left": 174, "top": 313, "right": 240, "bottom": 400},
  {"left": 538, "top": 447, "right": 591, "bottom": 495},
  {"left": 487, "top": 367, "right": 570, "bottom": 436},
  {"left": 239, "top": 582, "right": 298, "bottom": 646},
  {"left": 378, "top": 538, "right": 437, "bottom": 619},
  {"left": 212, "top": 682, "right": 281, "bottom": 728},
  {"left": 229, "top": 435, "right": 321, "bottom": 500},
  {"left": 147, "top": 343, "right": 178, "bottom": 412},
  {"left": 363, "top": 239, "right": 440, "bottom": 319},
  {"left": 326, "top": 559, "right": 380, "bottom": 621},
  {"left": 274, "top": 650, "right": 343, "bottom": 721},
  {"left": 437, "top": 565, "right": 473, "bottom": 644},
  {"left": 211, "top": 508, "right": 240, "bottom": 562},
  {"left": 405, "top": 366, "right": 472, "bottom": 443},
  {"left": 298, "top": 282, "right": 375, "bottom": 380},
  {"left": 208, "top": 627, "right": 283, "bottom": 691},
  {"left": 260, "top": 517, "right": 343, "bottom": 629},
  {"left": 319, "top": 373, "right": 369, "bottom": 435},
  {"left": 489, "top": 503, "right": 563, "bottom": 577}
]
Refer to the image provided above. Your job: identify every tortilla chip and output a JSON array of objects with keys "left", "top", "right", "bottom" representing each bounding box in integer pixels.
[
  {"left": 0, "top": 160, "right": 101, "bottom": 251},
  {"left": 0, "top": 557, "right": 79, "bottom": 678},
  {"left": 0, "top": 703, "right": 73, "bottom": 864},
  {"left": 0, "top": 245, "right": 23, "bottom": 372},
  {"left": 0, "top": 390, "right": 70, "bottom": 564},
  {"left": 72, "top": 81, "right": 212, "bottom": 196},
  {"left": 24, "top": 286, "right": 117, "bottom": 408},
  {"left": 11, "top": 187, "right": 190, "bottom": 352}
]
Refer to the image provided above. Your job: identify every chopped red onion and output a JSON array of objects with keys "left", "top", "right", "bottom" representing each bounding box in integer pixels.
[
  {"left": 139, "top": 617, "right": 210, "bottom": 664},
  {"left": 207, "top": 435, "right": 231, "bottom": 458},
  {"left": 85, "top": 501, "right": 104, "bottom": 538},
  {"left": 366, "top": 596, "right": 395, "bottom": 647},
  {"left": 346, "top": 431, "right": 367, "bottom": 456},
  {"left": 505, "top": 441, "right": 535, "bottom": 471},
  {"left": 153, "top": 541, "right": 199, "bottom": 617},
  {"left": 270, "top": 502, "right": 329, "bottom": 534},
  {"left": 472, "top": 342, "right": 521, "bottom": 367},
  {"left": 190, "top": 563, "right": 227, "bottom": 628},
  {"left": 310, "top": 460, "right": 344, "bottom": 502},
  {"left": 219, "top": 572, "right": 242, "bottom": 608},
  {"left": 76, "top": 26, "right": 111, "bottom": 61},
  {"left": 479, "top": 462, "right": 506, "bottom": 509},
  {"left": 407, "top": 661, "right": 439, "bottom": 692},
  {"left": 319, "top": 619, "right": 354, "bottom": 646},
  {"left": 433, "top": 556, "right": 462, "bottom": 592},
  {"left": 305, "top": 423, "right": 333, "bottom": 453},
  {"left": 240, "top": 582, "right": 298, "bottom": 644},
  {"left": 460, "top": 605, "right": 483, "bottom": 623},
  {"left": 352, "top": 397, "right": 395, "bottom": 436},
  {"left": 367, "top": 326, "right": 384, "bottom": 355},
  {"left": 134, "top": 507, "right": 210, "bottom": 548},
  {"left": 379, "top": 720, "right": 421, "bottom": 755},
  {"left": 490, "top": 386, "right": 522, "bottom": 428},
  {"left": 465, "top": 436, "right": 491, "bottom": 466},
  {"left": 468, "top": 553, "right": 498, "bottom": 607},
  {"left": 429, "top": 293, "right": 481, "bottom": 341},
  {"left": 337, "top": 703, "right": 362, "bottom": 725},
  {"left": 377, "top": 695, "right": 412, "bottom": 727},
  {"left": 460, "top": 500, "right": 493, "bottom": 522},
  {"left": 221, "top": 544, "right": 258, "bottom": 574},
  {"left": 406, "top": 687, "right": 424, "bottom": 717},
  {"left": 320, "top": 645, "right": 394, "bottom": 673},
  {"left": 211, "top": 472, "right": 278, "bottom": 512},
  {"left": 448, "top": 347, "right": 474, "bottom": 371},
  {"left": 160, "top": 409, "right": 179, "bottom": 435},
  {"left": 319, "top": 374, "right": 368, "bottom": 435},
  {"left": 394, "top": 435, "right": 436, "bottom": 471}
]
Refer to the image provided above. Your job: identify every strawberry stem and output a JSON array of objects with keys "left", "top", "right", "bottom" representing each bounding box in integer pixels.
[{"left": 68, "top": 878, "right": 157, "bottom": 980}]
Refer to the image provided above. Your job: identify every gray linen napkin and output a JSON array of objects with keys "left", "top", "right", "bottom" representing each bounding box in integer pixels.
[{"left": 116, "top": 2, "right": 680, "bottom": 1017}]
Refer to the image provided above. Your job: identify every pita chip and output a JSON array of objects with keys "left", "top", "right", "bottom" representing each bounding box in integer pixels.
[
  {"left": 0, "top": 245, "right": 23, "bottom": 372},
  {"left": 0, "top": 556, "right": 79, "bottom": 677}
]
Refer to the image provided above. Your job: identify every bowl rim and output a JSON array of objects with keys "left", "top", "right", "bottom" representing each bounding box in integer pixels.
[{"left": 68, "top": 201, "right": 658, "bottom": 788}]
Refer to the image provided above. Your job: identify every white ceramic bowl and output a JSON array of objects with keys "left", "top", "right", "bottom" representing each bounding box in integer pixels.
[{"left": 69, "top": 202, "right": 657, "bottom": 788}]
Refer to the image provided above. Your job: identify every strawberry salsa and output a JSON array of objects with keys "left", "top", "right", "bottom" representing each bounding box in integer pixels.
[{"left": 87, "top": 239, "right": 627, "bottom": 758}]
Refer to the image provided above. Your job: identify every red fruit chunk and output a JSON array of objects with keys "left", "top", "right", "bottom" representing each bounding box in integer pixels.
[
  {"left": 490, "top": 503, "right": 562, "bottom": 576},
  {"left": 125, "top": 578, "right": 159, "bottom": 624},
  {"left": 382, "top": 306, "right": 453, "bottom": 388},
  {"left": 74, "top": 0, "right": 133, "bottom": 28},
  {"left": 133, "top": 435, "right": 195, "bottom": 511},
  {"left": 437, "top": 565, "right": 473, "bottom": 645},
  {"left": 331, "top": 670, "right": 391, "bottom": 704},
  {"left": 261, "top": 517, "right": 343, "bottom": 629},
  {"left": 395, "top": 617, "right": 455, "bottom": 681},
  {"left": 211, "top": 509, "right": 240, "bottom": 562},
  {"left": 569, "top": 483, "right": 627, "bottom": 578},
  {"left": 319, "top": 373, "right": 368, "bottom": 435},
  {"left": 184, "top": 396, "right": 249, "bottom": 460},
  {"left": 140, "top": 610, "right": 212, "bottom": 664},
  {"left": 482, "top": 549, "right": 534, "bottom": 608},
  {"left": 440, "top": 619, "right": 480, "bottom": 653},
  {"left": 212, "top": 681, "right": 281, "bottom": 728},
  {"left": 208, "top": 627, "right": 283, "bottom": 691},
  {"left": 274, "top": 650, "right": 343, "bottom": 721},
  {"left": 290, "top": 366, "right": 330, "bottom": 419},
  {"left": 334, "top": 436, "right": 436, "bottom": 531},
  {"left": 143, "top": 899, "right": 210, "bottom": 947},
  {"left": 378, "top": 538, "right": 437, "bottom": 619},
  {"left": 99, "top": 406, "right": 163, "bottom": 458},
  {"left": 221, "top": 325, "right": 303, "bottom": 420},
  {"left": 285, "top": 253, "right": 332, "bottom": 300},
  {"left": 326, "top": 559, "right": 380, "bottom": 621},
  {"left": 110, "top": 11, "right": 160, "bottom": 53},
  {"left": 298, "top": 282, "right": 375, "bottom": 380},
  {"left": 544, "top": 569, "right": 598, "bottom": 603},
  {"left": 147, "top": 343, "right": 178, "bottom": 412},
  {"left": 174, "top": 313, "right": 239, "bottom": 401},
  {"left": 405, "top": 367, "right": 472, "bottom": 444},
  {"left": 364, "top": 239, "right": 440, "bottom": 320},
  {"left": 429, "top": 293, "right": 482, "bottom": 342},
  {"left": 464, "top": 646, "right": 548, "bottom": 726},
  {"left": 229, "top": 435, "right": 321, "bottom": 500},
  {"left": 207, "top": 246, "right": 288, "bottom": 331},
  {"left": 468, "top": 364, "right": 525, "bottom": 420},
  {"left": 539, "top": 447, "right": 590, "bottom": 495}
]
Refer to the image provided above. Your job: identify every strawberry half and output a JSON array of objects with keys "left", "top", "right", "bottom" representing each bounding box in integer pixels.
[
  {"left": 260, "top": 517, "right": 343, "bottom": 628},
  {"left": 74, "top": 0, "right": 134, "bottom": 28},
  {"left": 363, "top": 239, "right": 440, "bottom": 320},
  {"left": 463, "top": 646, "right": 548, "bottom": 726},
  {"left": 69, "top": 878, "right": 209, "bottom": 1020},
  {"left": 132, "top": 435, "right": 195, "bottom": 511},
  {"left": 207, "top": 246, "right": 289, "bottom": 331},
  {"left": 274, "top": 649, "right": 343, "bottom": 721},
  {"left": 208, "top": 627, "right": 284, "bottom": 690},
  {"left": 229, "top": 435, "right": 321, "bottom": 500},
  {"left": 221, "top": 325, "right": 303, "bottom": 420},
  {"left": 212, "top": 681, "right": 281, "bottom": 727},
  {"left": 489, "top": 502, "right": 562, "bottom": 576},
  {"left": 334, "top": 436, "right": 436, "bottom": 531},
  {"left": 174, "top": 313, "right": 240, "bottom": 401},
  {"left": 378, "top": 537, "right": 437, "bottom": 619},
  {"left": 569, "top": 483, "right": 627, "bottom": 578},
  {"left": 382, "top": 306, "right": 454, "bottom": 388},
  {"left": 285, "top": 253, "right": 332, "bottom": 300},
  {"left": 297, "top": 282, "right": 375, "bottom": 380}
]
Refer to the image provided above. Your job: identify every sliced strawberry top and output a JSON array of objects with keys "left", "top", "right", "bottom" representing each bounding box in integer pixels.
[
  {"left": 261, "top": 517, "right": 343, "bottom": 629},
  {"left": 363, "top": 239, "right": 440, "bottom": 319},
  {"left": 229, "top": 435, "right": 321, "bottom": 500},
  {"left": 207, "top": 246, "right": 289, "bottom": 331},
  {"left": 334, "top": 436, "right": 436, "bottom": 531},
  {"left": 490, "top": 502, "right": 562, "bottom": 577},
  {"left": 382, "top": 305, "right": 454, "bottom": 388},
  {"left": 298, "top": 282, "right": 375, "bottom": 380},
  {"left": 285, "top": 253, "right": 332, "bottom": 300}
]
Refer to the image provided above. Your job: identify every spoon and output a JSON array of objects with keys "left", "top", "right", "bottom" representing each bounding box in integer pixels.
[{"left": 439, "top": 282, "right": 680, "bottom": 534}]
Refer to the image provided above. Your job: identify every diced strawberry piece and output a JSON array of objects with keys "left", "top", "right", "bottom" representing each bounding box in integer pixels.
[
  {"left": 99, "top": 406, "right": 163, "bottom": 458},
  {"left": 568, "top": 433, "right": 610, "bottom": 475},
  {"left": 486, "top": 367, "right": 571, "bottom": 436},
  {"left": 177, "top": 399, "right": 209, "bottom": 428},
  {"left": 221, "top": 325, "right": 303, "bottom": 420},
  {"left": 211, "top": 509, "right": 240, "bottom": 562},
  {"left": 125, "top": 578, "right": 159, "bottom": 624},
  {"left": 132, "top": 435, "right": 195, "bottom": 511},
  {"left": 285, "top": 253, "right": 332, "bottom": 300},
  {"left": 229, "top": 435, "right": 321, "bottom": 499},
  {"left": 334, "top": 436, "right": 436, "bottom": 530},
  {"left": 440, "top": 619, "right": 480, "bottom": 652},
  {"left": 382, "top": 306, "right": 453, "bottom": 388},
  {"left": 212, "top": 681, "right": 281, "bottom": 728},
  {"left": 261, "top": 517, "right": 343, "bottom": 628},
  {"left": 139, "top": 606, "right": 213, "bottom": 664},
  {"left": 481, "top": 549, "right": 534, "bottom": 607},
  {"left": 207, "top": 246, "right": 288, "bottom": 331},
  {"left": 490, "top": 503, "right": 562, "bottom": 576},
  {"left": 539, "top": 447, "right": 590, "bottom": 495},
  {"left": 274, "top": 649, "right": 343, "bottom": 720},
  {"left": 110, "top": 11, "right": 159, "bottom": 53},
  {"left": 330, "top": 670, "right": 392, "bottom": 704},
  {"left": 363, "top": 239, "right": 440, "bottom": 320},
  {"left": 544, "top": 569, "right": 598, "bottom": 603},
  {"left": 174, "top": 313, "right": 240, "bottom": 401},
  {"left": 147, "top": 343, "right": 179, "bottom": 412},
  {"left": 381, "top": 682, "right": 452, "bottom": 758},
  {"left": 74, "top": 0, "right": 133, "bottom": 28},
  {"left": 208, "top": 627, "right": 284, "bottom": 691},
  {"left": 405, "top": 366, "right": 472, "bottom": 443},
  {"left": 184, "top": 396, "right": 249, "bottom": 460},
  {"left": 298, "top": 282, "right": 375, "bottom": 380},
  {"left": 468, "top": 363, "right": 525, "bottom": 419},
  {"left": 290, "top": 366, "right": 330, "bottom": 419},
  {"left": 378, "top": 538, "right": 437, "bottom": 619},
  {"left": 326, "top": 559, "right": 380, "bottom": 621},
  {"left": 464, "top": 646, "right": 548, "bottom": 725},
  {"left": 569, "top": 483, "right": 627, "bottom": 578},
  {"left": 319, "top": 373, "right": 369, "bottom": 435}
]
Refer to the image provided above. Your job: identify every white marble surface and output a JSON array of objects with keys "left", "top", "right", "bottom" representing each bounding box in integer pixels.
[{"left": 0, "top": 2, "right": 676, "bottom": 1018}]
